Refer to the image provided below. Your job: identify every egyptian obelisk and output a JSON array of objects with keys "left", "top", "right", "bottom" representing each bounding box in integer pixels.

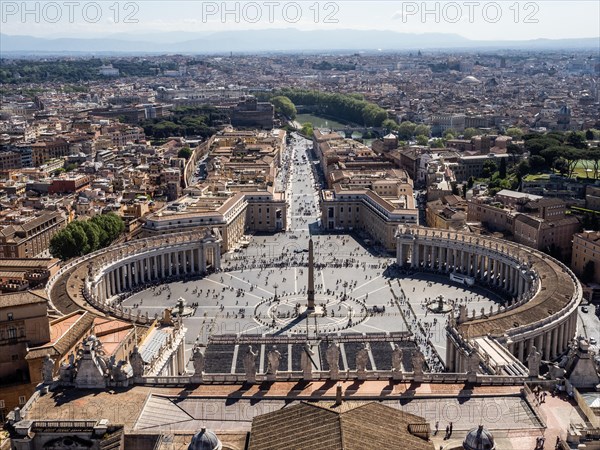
[{"left": 307, "top": 238, "right": 315, "bottom": 311}]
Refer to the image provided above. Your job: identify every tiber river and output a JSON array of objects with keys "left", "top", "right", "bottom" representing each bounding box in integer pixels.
[{"left": 295, "top": 114, "right": 368, "bottom": 142}]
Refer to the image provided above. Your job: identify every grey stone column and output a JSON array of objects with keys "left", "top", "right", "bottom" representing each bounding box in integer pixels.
[
  {"left": 200, "top": 247, "right": 206, "bottom": 272},
  {"left": 509, "top": 267, "right": 515, "bottom": 294},
  {"left": 518, "top": 340, "right": 525, "bottom": 361},
  {"left": 482, "top": 254, "right": 487, "bottom": 280},
  {"left": 135, "top": 260, "right": 141, "bottom": 285},
  {"left": 558, "top": 322, "right": 565, "bottom": 355},
  {"left": 214, "top": 244, "right": 221, "bottom": 270},
  {"left": 120, "top": 266, "right": 125, "bottom": 290},
  {"left": 115, "top": 268, "right": 121, "bottom": 293},
  {"left": 399, "top": 243, "right": 404, "bottom": 266}
]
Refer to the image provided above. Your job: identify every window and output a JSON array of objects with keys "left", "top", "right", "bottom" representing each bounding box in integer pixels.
[
  {"left": 11, "top": 354, "right": 18, "bottom": 361},
  {"left": 7, "top": 328, "right": 17, "bottom": 339},
  {"left": 7, "top": 313, "right": 13, "bottom": 321},
  {"left": 18, "top": 396, "right": 26, "bottom": 405},
  {"left": 0, "top": 400, "right": 4, "bottom": 409}
]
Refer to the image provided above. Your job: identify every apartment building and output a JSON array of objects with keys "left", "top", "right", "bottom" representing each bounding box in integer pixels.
[
  {"left": 571, "top": 231, "right": 600, "bottom": 284},
  {"left": 321, "top": 168, "right": 418, "bottom": 251},
  {"left": 0, "top": 212, "right": 66, "bottom": 258},
  {"left": 0, "top": 291, "right": 50, "bottom": 420},
  {"left": 454, "top": 154, "right": 511, "bottom": 182},
  {"left": 426, "top": 195, "right": 468, "bottom": 230},
  {"left": 31, "top": 138, "right": 70, "bottom": 166},
  {"left": 142, "top": 188, "right": 286, "bottom": 251},
  {"left": 468, "top": 191, "right": 580, "bottom": 259}
]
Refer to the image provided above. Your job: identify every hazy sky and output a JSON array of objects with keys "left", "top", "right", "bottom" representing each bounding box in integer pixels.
[{"left": 1, "top": 1, "right": 599, "bottom": 40}]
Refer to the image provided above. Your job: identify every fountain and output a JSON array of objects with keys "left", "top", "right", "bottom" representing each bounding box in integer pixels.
[{"left": 426, "top": 295, "right": 453, "bottom": 314}]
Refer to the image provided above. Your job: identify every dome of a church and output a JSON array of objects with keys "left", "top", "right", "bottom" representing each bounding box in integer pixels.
[
  {"left": 460, "top": 75, "right": 481, "bottom": 84},
  {"left": 187, "top": 428, "right": 222, "bottom": 450},
  {"left": 463, "top": 425, "right": 495, "bottom": 450}
]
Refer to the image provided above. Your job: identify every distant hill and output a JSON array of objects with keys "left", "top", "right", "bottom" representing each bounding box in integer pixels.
[{"left": 1, "top": 29, "right": 598, "bottom": 55}]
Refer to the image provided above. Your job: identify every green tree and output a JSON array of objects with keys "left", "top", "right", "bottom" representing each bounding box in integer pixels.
[
  {"left": 90, "top": 213, "right": 125, "bottom": 246},
  {"left": 416, "top": 135, "right": 429, "bottom": 146},
  {"left": 68, "top": 222, "right": 90, "bottom": 256},
  {"left": 430, "top": 139, "right": 445, "bottom": 148},
  {"left": 79, "top": 220, "right": 102, "bottom": 253},
  {"left": 463, "top": 128, "right": 479, "bottom": 139},
  {"left": 505, "top": 127, "right": 524, "bottom": 139},
  {"left": 525, "top": 137, "right": 561, "bottom": 156},
  {"left": 362, "top": 104, "right": 388, "bottom": 127},
  {"left": 49, "top": 229, "right": 78, "bottom": 261},
  {"left": 443, "top": 129, "right": 457, "bottom": 140},
  {"left": 566, "top": 131, "right": 587, "bottom": 149},
  {"left": 585, "top": 129, "right": 595, "bottom": 141},
  {"left": 540, "top": 147, "right": 561, "bottom": 168},
  {"left": 270, "top": 95, "right": 297, "bottom": 119},
  {"left": 177, "top": 147, "right": 192, "bottom": 160},
  {"left": 397, "top": 121, "right": 416, "bottom": 140},
  {"left": 382, "top": 119, "right": 398, "bottom": 132},
  {"left": 529, "top": 154, "right": 547, "bottom": 171},
  {"left": 414, "top": 124, "right": 431, "bottom": 137},
  {"left": 482, "top": 159, "right": 497, "bottom": 178},
  {"left": 300, "top": 122, "right": 314, "bottom": 137},
  {"left": 467, "top": 176, "right": 475, "bottom": 188},
  {"left": 581, "top": 212, "right": 600, "bottom": 231},
  {"left": 588, "top": 147, "right": 600, "bottom": 179},
  {"left": 461, "top": 184, "right": 468, "bottom": 198},
  {"left": 514, "top": 159, "right": 531, "bottom": 180},
  {"left": 499, "top": 157, "right": 507, "bottom": 179},
  {"left": 555, "top": 157, "right": 569, "bottom": 176},
  {"left": 562, "top": 147, "right": 584, "bottom": 178}
]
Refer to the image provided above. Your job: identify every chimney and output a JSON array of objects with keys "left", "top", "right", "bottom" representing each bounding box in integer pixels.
[{"left": 335, "top": 383, "right": 342, "bottom": 406}]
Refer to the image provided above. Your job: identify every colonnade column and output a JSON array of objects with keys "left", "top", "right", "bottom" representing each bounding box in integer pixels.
[
  {"left": 558, "top": 323, "right": 565, "bottom": 355},
  {"left": 518, "top": 340, "right": 525, "bottom": 361},
  {"left": 509, "top": 267, "right": 515, "bottom": 295},
  {"left": 214, "top": 244, "right": 221, "bottom": 270},
  {"left": 115, "top": 268, "right": 121, "bottom": 293},
  {"left": 200, "top": 247, "right": 206, "bottom": 273}
]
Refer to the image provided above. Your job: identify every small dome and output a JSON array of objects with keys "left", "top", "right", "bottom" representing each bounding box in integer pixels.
[
  {"left": 460, "top": 76, "right": 481, "bottom": 84},
  {"left": 188, "top": 428, "right": 222, "bottom": 450},
  {"left": 463, "top": 425, "right": 495, "bottom": 450}
]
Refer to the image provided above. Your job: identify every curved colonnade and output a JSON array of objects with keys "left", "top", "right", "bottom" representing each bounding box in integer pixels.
[
  {"left": 46, "top": 224, "right": 581, "bottom": 378},
  {"left": 396, "top": 226, "right": 582, "bottom": 372},
  {"left": 46, "top": 231, "right": 222, "bottom": 322}
]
